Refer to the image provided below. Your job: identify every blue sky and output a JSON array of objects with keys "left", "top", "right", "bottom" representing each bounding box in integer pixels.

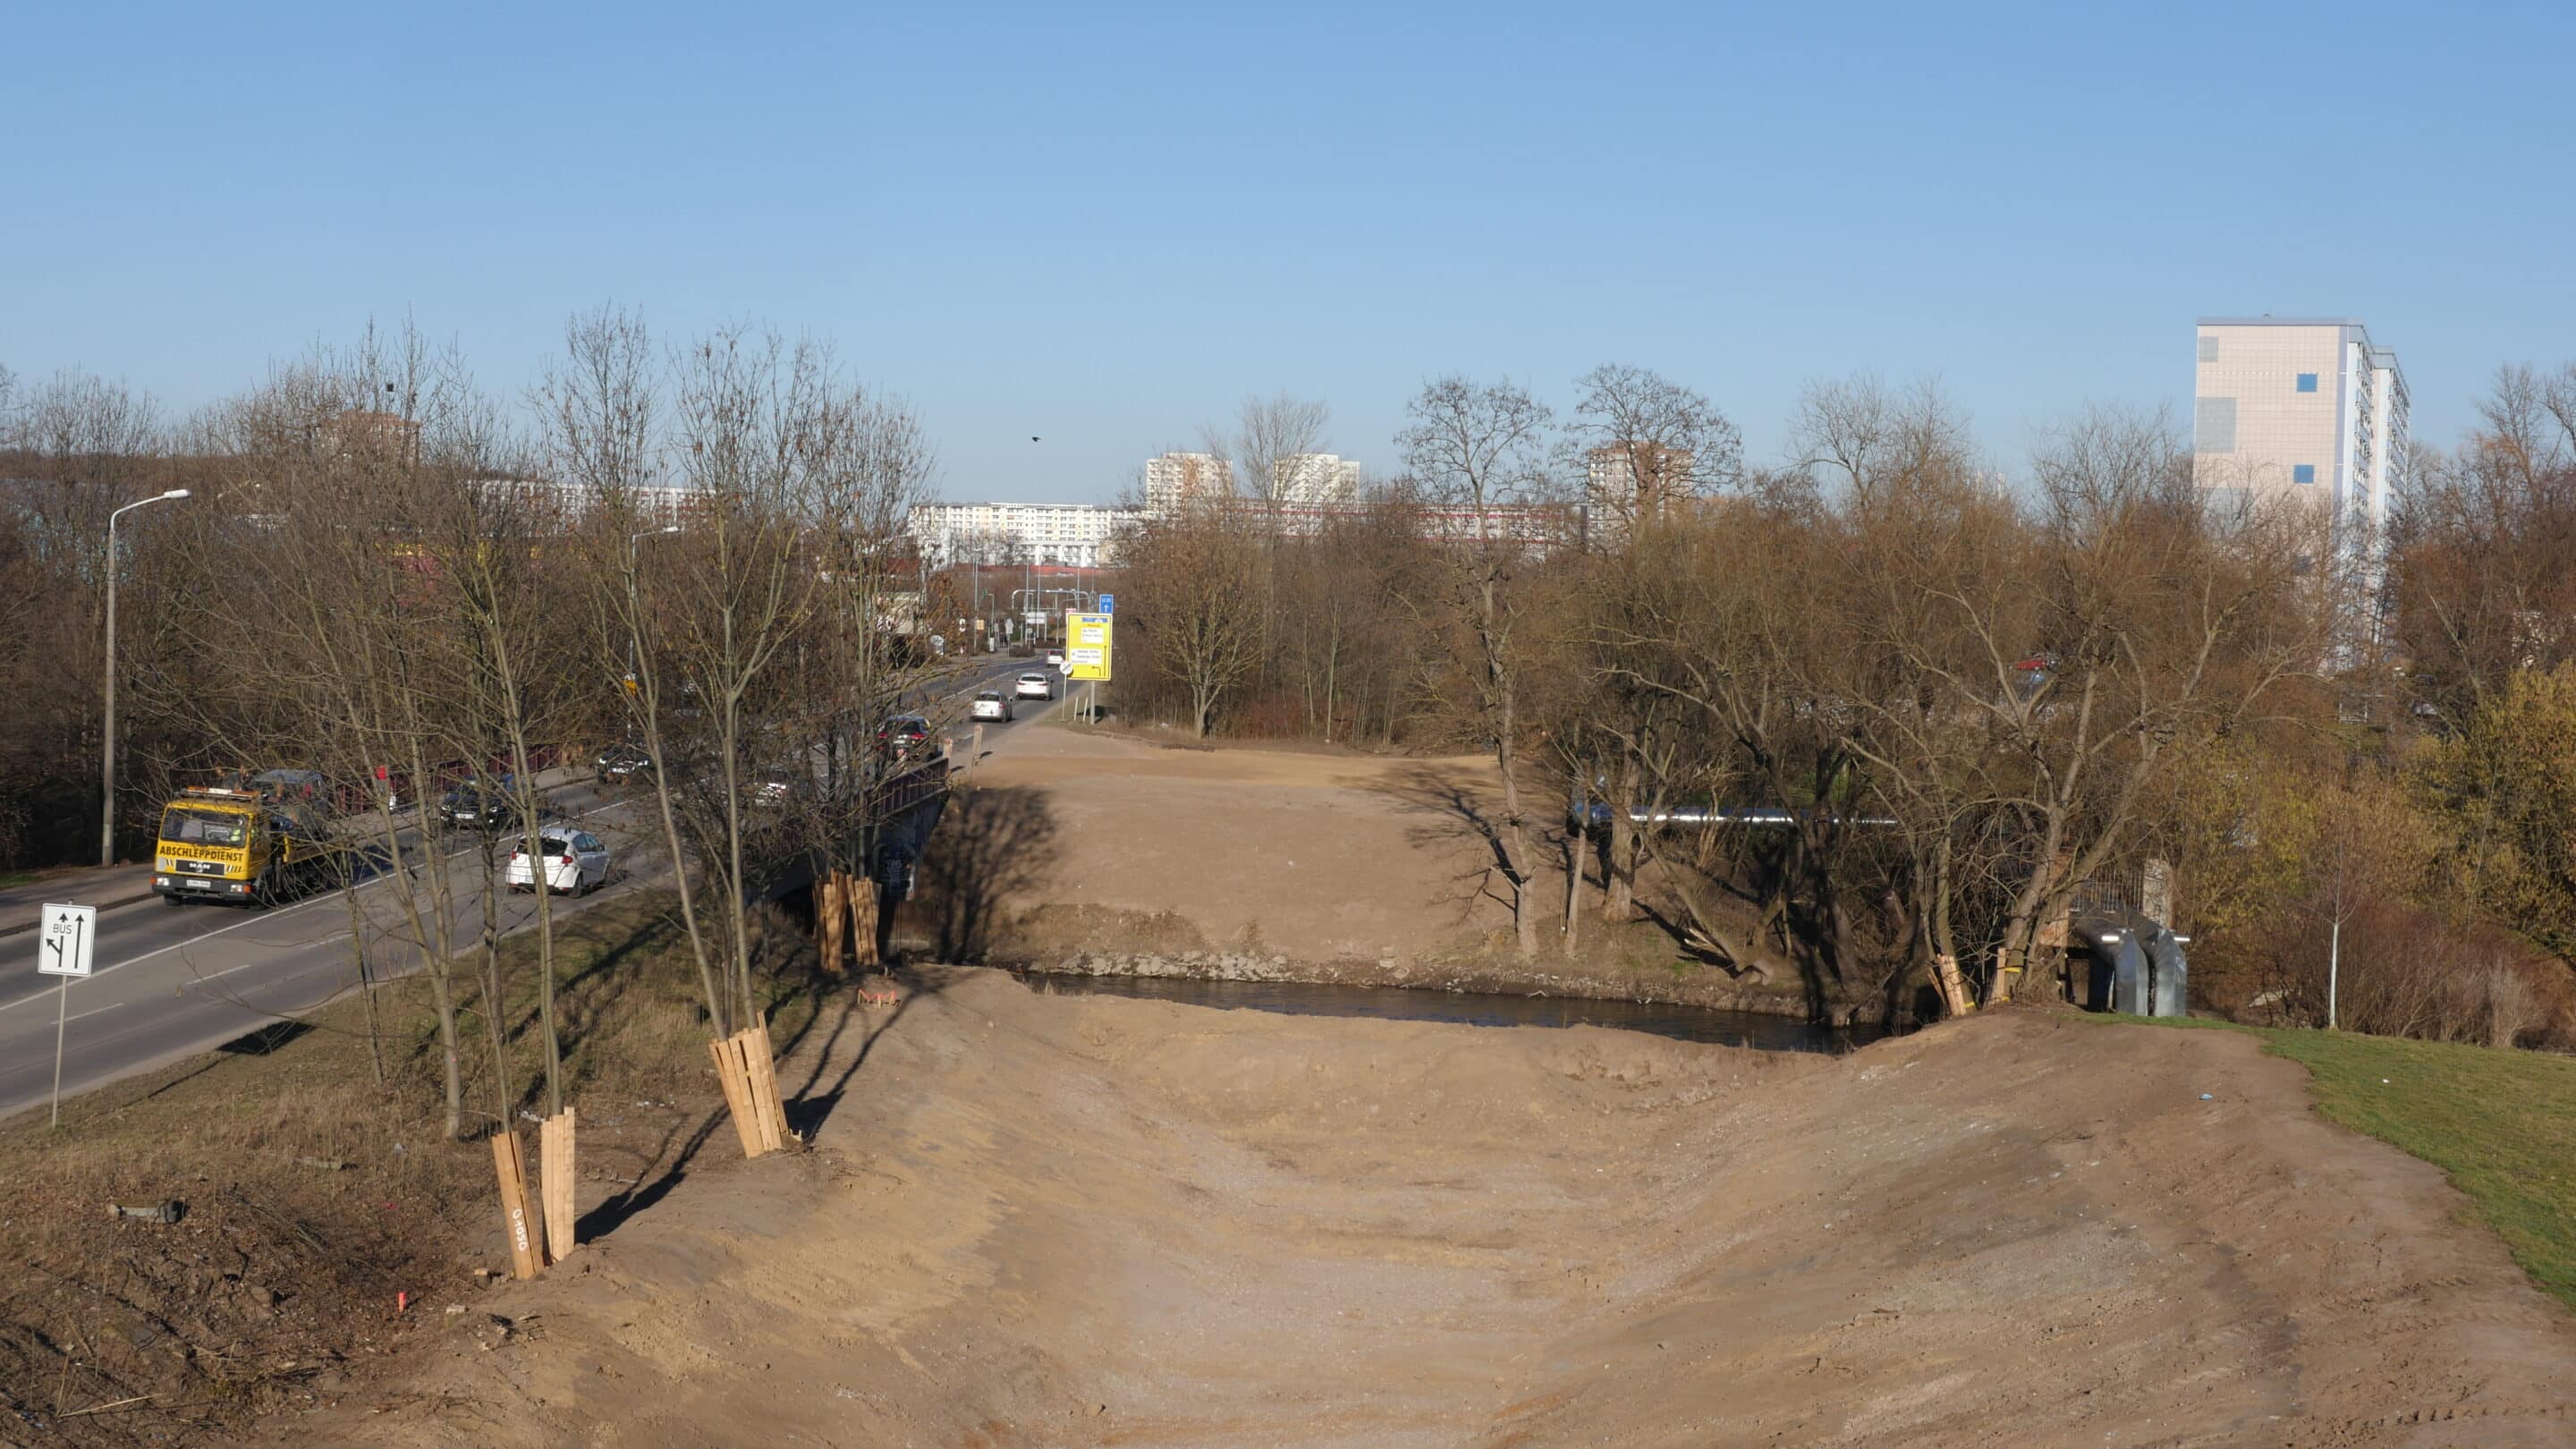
[{"left": 4, "top": 1, "right": 2569, "bottom": 503}]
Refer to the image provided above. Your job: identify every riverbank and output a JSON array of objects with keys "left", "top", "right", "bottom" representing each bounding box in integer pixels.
[
  {"left": 1014, "top": 936, "right": 1877, "bottom": 1023},
  {"left": 277, "top": 968, "right": 2576, "bottom": 1446}
]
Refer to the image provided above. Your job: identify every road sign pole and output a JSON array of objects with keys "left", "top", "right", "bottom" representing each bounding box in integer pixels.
[
  {"left": 51, "top": 971, "right": 68, "bottom": 1129},
  {"left": 38, "top": 903, "right": 96, "bottom": 1130}
]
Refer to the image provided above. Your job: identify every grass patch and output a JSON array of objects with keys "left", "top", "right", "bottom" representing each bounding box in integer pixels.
[{"left": 2100, "top": 1013, "right": 2576, "bottom": 1311}]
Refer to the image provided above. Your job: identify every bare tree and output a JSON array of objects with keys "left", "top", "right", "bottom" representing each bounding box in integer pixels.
[
  {"left": 657, "top": 326, "right": 909, "bottom": 1032},
  {"left": 539, "top": 308, "right": 728, "bottom": 1034},
  {"left": 1400, "top": 376, "right": 1555, "bottom": 958},
  {"left": 1567, "top": 363, "right": 1741, "bottom": 537},
  {"left": 1846, "top": 406, "right": 2326, "bottom": 1007},
  {"left": 1564, "top": 365, "right": 1744, "bottom": 920},
  {"left": 160, "top": 326, "right": 497, "bottom": 1135},
  {"left": 1207, "top": 392, "right": 1334, "bottom": 517},
  {"left": 1122, "top": 510, "right": 1265, "bottom": 738}
]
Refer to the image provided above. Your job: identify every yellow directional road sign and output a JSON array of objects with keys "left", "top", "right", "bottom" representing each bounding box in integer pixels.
[{"left": 1065, "top": 612, "right": 1113, "bottom": 682}]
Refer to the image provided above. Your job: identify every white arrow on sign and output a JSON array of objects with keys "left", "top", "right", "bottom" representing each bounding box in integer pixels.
[{"left": 38, "top": 903, "right": 96, "bottom": 978}]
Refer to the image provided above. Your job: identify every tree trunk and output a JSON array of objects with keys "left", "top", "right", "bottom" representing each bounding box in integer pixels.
[
  {"left": 397, "top": 733, "right": 468, "bottom": 1140},
  {"left": 643, "top": 705, "right": 724, "bottom": 1035},
  {"left": 1561, "top": 821, "right": 1585, "bottom": 960},
  {"left": 343, "top": 877, "right": 385, "bottom": 1087},
  {"left": 1496, "top": 657, "right": 1537, "bottom": 961},
  {"left": 1603, "top": 752, "right": 1636, "bottom": 921},
  {"left": 1927, "top": 837, "right": 1974, "bottom": 1017}
]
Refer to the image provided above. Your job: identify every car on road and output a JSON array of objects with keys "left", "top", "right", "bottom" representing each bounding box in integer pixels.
[
  {"left": 747, "top": 764, "right": 812, "bottom": 809},
  {"left": 438, "top": 778, "right": 522, "bottom": 831},
  {"left": 1046, "top": 652, "right": 1063, "bottom": 669},
  {"left": 970, "top": 691, "right": 1013, "bottom": 722},
  {"left": 506, "top": 830, "right": 613, "bottom": 894},
  {"left": 1014, "top": 672, "right": 1053, "bottom": 701},
  {"left": 877, "top": 713, "right": 934, "bottom": 760},
  {"left": 594, "top": 743, "right": 653, "bottom": 785}
]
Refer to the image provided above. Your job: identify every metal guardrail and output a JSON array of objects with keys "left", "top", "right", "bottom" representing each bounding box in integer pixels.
[{"left": 1566, "top": 798, "right": 1898, "bottom": 832}]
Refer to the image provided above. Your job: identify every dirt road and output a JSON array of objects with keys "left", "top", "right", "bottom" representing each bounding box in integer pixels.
[{"left": 290, "top": 970, "right": 2574, "bottom": 1447}]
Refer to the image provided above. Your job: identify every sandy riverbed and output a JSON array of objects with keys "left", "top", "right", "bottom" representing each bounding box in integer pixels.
[{"left": 286, "top": 968, "right": 2574, "bottom": 1447}]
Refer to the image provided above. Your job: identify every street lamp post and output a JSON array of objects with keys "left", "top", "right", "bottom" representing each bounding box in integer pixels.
[
  {"left": 101, "top": 489, "right": 191, "bottom": 866},
  {"left": 626, "top": 524, "right": 682, "bottom": 683}
]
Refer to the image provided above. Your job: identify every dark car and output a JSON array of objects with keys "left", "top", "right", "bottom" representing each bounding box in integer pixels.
[
  {"left": 438, "top": 778, "right": 522, "bottom": 830},
  {"left": 595, "top": 743, "right": 653, "bottom": 785},
  {"left": 876, "top": 714, "right": 934, "bottom": 760}
]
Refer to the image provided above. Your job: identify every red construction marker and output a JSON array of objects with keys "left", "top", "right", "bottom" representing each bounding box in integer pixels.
[{"left": 396, "top": 1292, "right": 408, "bottom": 1313}]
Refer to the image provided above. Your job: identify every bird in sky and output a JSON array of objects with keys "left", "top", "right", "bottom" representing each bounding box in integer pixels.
[{"left": 1030, "top": 436, "right": 1041, "bottom": 442}]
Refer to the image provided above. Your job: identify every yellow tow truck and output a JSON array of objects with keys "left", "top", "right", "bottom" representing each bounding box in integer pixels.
[{"left": 153, "top": 784, "right": 335, "bottom": 909}]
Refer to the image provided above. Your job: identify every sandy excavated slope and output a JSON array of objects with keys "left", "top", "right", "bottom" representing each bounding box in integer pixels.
[
  {"left": 286, "top": 969, "right": 2573, "bottom": 1447},
  {"left": 960, "top": 725, "right": 1536, "bottom": 964}
]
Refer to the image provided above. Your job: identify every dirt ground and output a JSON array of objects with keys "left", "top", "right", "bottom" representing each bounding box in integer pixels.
[
  {"left": 273, "top": 967, "right": 2574, "bottom": 1448},
  {"left": 965, "top": 724, "right": 1517, "bottom": 963},
  {"left": 917, "top": 724, "right": 1822, "bottom": 1020}
]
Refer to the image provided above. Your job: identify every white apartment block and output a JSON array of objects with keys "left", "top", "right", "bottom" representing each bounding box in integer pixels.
[
  {"left": 1270, "top": 453, "right": 1363, "bottom": 506},
  {"left": 1142, "top": 451, "right": 1236, "bottom": 514},
  {"left": 907, "top": 500, "right": 1140, "bottom": 569},
  {"left": 471, "top": 477, "right": 699, "bottom": 524},
  {"left": 2191, "top": 318, "right": 2408, "bottom": 545}
]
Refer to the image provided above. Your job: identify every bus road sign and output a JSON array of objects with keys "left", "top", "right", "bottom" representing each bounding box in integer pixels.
[{"left": 38, "top": 904, "right": 95, "bottom": 977}]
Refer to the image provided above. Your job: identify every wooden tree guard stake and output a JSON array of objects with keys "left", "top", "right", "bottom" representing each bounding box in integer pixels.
[
  {"left": 741, "top": 1022, "right": 789, "bottom": 1152},
  {"left": 817, "top": 871, "right": 847, "bottom": 974},
  {"left": 708, "top": 1025, "right": 791, "bottom": 1157},
  {"left": 708, "top": 1032, "right": 767, "bottom": 1157},
  {"left": 491, "top": 1130, "right": 545, "bottom": 1280},
  {"left": 849, "top": 875, "right": 880, "bottom": 969},
  {"left": 538, "top": 1108, "right": 577, "bottom": 1263}
]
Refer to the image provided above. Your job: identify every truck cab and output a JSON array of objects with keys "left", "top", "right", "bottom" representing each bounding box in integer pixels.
[{"left": 154, "top": 784, "right": 333, "bottom": 908}]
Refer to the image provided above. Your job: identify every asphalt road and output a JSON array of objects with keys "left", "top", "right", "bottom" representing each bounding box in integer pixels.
[
  {"left": 0, "top": 780, "right": 651, "bottom": 1123},
  {"left": 0, "top": 657, "right": 1068, "bottom": 1123}
]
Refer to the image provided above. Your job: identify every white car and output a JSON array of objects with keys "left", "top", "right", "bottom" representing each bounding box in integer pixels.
[
  {"left": 1046, "top": 652, "right": 1064, "bottom": 668},
  {"left": 1015, "top": 672, "right": 1053, "bottom": 700},
  {"left": 506, "top": 829, "right": 613, "bottom": 894},
  {"left": 970, "top": 691, "right": 1013, "bottom": 722}
]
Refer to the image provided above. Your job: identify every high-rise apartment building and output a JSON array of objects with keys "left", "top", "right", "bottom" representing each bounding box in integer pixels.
[
  {"left": 1269, "top": 453, "right": 1363, "bottom": 506},
  {"left": 1143, "top": 452, "right": 1237, "bottom": 514},
  {"left": 2190, "top": 318, "right": 2407, "bottom": 542},
  {"left": 1586, "top": 443, "right": 1695, "bottom": 532}
]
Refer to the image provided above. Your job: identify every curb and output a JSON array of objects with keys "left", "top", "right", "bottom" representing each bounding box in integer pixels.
[{"left": 0, "top": 889, "right": 160, "bottom": 939}]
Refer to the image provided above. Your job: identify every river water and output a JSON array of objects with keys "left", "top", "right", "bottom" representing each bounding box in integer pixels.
[{"left": 1017, "top": 973, "right": 1887, "bottom": 1055}]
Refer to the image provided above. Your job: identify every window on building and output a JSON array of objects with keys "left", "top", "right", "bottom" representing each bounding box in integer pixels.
[
  {"left": 2198, "top": 336, "right": 2219, "bottom": 362},
  {"left": 2292, "top": 464, "right": 2318, "bottom": 484},
  {"left": 2296, "top": 373, "right": 2318, "bottom": 394},
  {"left": 2192, "top": 397, "right": 2237, "bottom": 453}
]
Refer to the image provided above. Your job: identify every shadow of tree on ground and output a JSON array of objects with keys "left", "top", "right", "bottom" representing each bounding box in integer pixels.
[{"left": 911, "top": 784, "right": 1057, "bottom": 963}]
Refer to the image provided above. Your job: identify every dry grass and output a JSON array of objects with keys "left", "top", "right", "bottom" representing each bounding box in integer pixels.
[{"left": 0, "top": 887, "right": 843, "bottom": 1447}]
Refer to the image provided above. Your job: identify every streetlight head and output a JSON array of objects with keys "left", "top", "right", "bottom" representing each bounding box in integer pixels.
[{"left": 162, "top": 488, "right": 191, "bottom": 499}]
